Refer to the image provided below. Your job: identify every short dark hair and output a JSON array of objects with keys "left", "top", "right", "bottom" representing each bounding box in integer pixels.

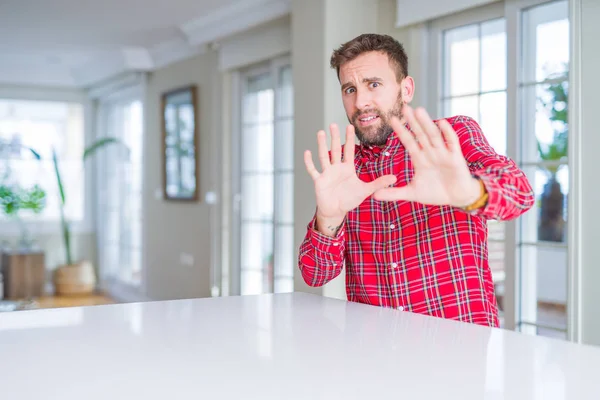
[{"left": 330, "top": 33, "right": 408, "bottom": 82}]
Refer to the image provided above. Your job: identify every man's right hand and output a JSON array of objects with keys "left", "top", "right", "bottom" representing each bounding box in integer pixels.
[{"left": 303, "top": 123, "right": 397, "bottom": 237}]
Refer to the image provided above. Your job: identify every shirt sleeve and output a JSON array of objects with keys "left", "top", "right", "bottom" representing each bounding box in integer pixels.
[
  {"left": 297, "top": 212, "right": 346, "bottom": 287},
  {"left": 452, "top": 115, "right": 535, "bottom": 221}
]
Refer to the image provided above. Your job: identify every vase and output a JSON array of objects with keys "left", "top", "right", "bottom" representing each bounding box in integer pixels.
[
  {"left": 53, "top": 260, "right": 96, "bottom": 296},
  {"left": 538, "top": 175, "right": 565, "bottom": 242}
]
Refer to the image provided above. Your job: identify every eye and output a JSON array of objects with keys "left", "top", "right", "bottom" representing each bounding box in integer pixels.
[
  {"left": 369, "top": 82, "right": 381, "bottom": 89},
  {"left": 344, "top": 87, "right": 356, "bottom": 95}
]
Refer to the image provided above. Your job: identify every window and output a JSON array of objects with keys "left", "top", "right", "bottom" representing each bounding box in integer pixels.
[
  {"left": 0, "top": 99, "right": 85, "bottom": 222},
  {"left": 233, "top": 57, "right": 294, "bottom": 295},
  {"left": 441, "top": 17, "right": 508, "bottom": 314},
  {"left": 517, "top": 0, "right": 569, "bottom": 339},
  {"left": 432, "top": 0, "right": 570, "bottom": 340},
  {"left": 96, "top": 98, "right": 144, "bottom": 288},
  {"left": 442, "top": 19, "right": 507, "bottom": 156}
]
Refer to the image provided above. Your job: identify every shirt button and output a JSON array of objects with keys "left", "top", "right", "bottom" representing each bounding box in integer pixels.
[
  {"left": 391, "top": 263, "right": 398, "bottom": 269},
  {"left": 390, "top": 224, "right": 395, "bottom": 229},
  {"left": 333, "top": 242, "right": 339, "bottom": 247},
  {"left": 397, "top": 306, "right": 404, "bottom": 311},
  {"left": 384, "top": 151, "right": 390, "bottom": 156}
]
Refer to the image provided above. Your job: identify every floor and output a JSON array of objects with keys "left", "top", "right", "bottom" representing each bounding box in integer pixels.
[
  {"left": 0, "top": 293, "right": 115, "bottom": 312},
  {"left": 534, "top": 304, "right": 568, "bottom": 339},
  {"left": 33, "top": 293, "right": 115, "bottom": 309},
  {"left": 498, "top": 297, "right": 568, "bottom": 340}
]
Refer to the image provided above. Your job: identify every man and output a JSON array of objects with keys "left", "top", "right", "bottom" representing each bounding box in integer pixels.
[{"left": 298, "top": 33, "right": 534, "bottom": 327}]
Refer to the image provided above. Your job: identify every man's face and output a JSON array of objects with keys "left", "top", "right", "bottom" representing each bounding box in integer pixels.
[{"left": 339, "top": 51, "right": 412, "bottom": 146}]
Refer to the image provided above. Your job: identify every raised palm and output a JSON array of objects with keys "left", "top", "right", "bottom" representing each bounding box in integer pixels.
[
  {"left": 373, "top": 106, "right": 481, "bottom": 208},
  {"left": 304, "top": 124, "right": 396, "bottom": 220}
]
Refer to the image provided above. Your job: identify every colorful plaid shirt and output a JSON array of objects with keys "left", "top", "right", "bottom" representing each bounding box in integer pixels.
[{"left": 298, "top": 115, "right": 534, "bottom": 327}]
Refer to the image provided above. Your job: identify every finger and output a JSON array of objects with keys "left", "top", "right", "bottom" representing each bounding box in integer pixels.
[
  {"left": 390, "top": 117, "right": 423, "bottom": 160},
  {"left": 343, "top": 125, "right": 356, "bottom": 163},
  {"left": 438, "top": 119, "right": 460, "bottom": 151},
  {"left": 415, "top": 107, "right": 444, "bottom": 148},
  {"left": 404, "top": 105, "right": 431, "bottom": 149},
  {"left": 304, "top": 150, "right": 320, "bottom": 180},
  {"left": 367, "top": 174, "right": 397, "bottom": 194},
  {"left": 373, "top": 186, "right": 416, "bottom": 202},
  {"left": 330, "top": 124, "right": 342, "bottom": 164},
  {"left": 316, "top": 130, "right": 331, "bottom": 170}
]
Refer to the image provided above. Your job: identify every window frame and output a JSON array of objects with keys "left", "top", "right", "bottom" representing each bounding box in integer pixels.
[
  {"left": 229, "top": 54, "right": 293, "bottom": 296},
  {"left": 427, "top": 2, "right": 505, "bottom": 116},
  {"left": 428, "top": 0, "right": 577, "bottom": 340},
  {"left": 93, "top": 83, "right": 147, "bottom": 302},
  {"left": 0, "top": 89, "right": 94, "bottom": 236}
]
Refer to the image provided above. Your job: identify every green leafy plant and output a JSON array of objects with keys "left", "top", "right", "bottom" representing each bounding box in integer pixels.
[
  {"left": 0, "top": 184, "right": 21, "bottom": 216},
  {"left": 537, "top": 69, "right": 568, "bottom": 242},
  {"left": 0, "top": 184, "right": 47, "bottom": 248},
  {"left": 0, "top": 184, "right": 46, "bottom": 216},
  {"left": 53, "top": 137, "right": 124, "bottom": 266},
  {"left": 0, "top": 144, "right": 45, "bottom": 248},
  {"left": 537, "top": 70, "right": 568, "bottom": 174}
]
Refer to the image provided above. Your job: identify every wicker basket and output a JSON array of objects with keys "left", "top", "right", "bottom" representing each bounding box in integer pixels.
[{"left": 53, "top": 261, "right": 96, "bottom": 296}]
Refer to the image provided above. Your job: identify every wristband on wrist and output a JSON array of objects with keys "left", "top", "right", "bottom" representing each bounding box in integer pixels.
[{"left": 461, "top": 178, "right": 488, "bottom": 212}]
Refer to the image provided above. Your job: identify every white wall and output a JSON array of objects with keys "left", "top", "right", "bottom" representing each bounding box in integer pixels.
[
  {"left": 218, "top": 16, "right": 291, "bottom": 72},
  {"left": 578, "top": 0, "right": 600, "bottom": 346},
  {"left": 291, "top": 0, "right": 329, "bottom": 297},
  {"left": 142, "top": 50, "right": 221, "bottom": 300},
  {"left": 292, "top": 0, "right": 384, "bottom": 299}
]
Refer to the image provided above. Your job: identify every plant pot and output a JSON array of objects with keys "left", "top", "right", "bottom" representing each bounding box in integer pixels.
[
  {"left": 53, "top": 261, "right": 96, "bottom": 296},
  {"left": 538, "top": 176, "right": 566, "bottom": 242}
]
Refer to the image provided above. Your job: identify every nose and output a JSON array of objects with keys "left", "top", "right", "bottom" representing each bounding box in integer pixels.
[{"left": 354, "top": 87, "right": 373, "bottom": 111}]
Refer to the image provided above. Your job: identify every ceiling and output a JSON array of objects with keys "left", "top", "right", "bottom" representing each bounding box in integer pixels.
[{"left": 0, "top": 0, "right": 290, "bottom": 88}]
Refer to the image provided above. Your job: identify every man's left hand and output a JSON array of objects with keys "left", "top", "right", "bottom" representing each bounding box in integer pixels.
[{"left": 373, "top": 106, "right": 482, "bottom": 208}]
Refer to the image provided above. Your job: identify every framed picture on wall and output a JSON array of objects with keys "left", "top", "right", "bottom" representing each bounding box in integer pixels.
[{"left": 161, "top": 85, "right": 199, "bottom": 201}]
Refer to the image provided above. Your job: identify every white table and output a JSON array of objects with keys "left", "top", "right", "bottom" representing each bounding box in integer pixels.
[{"left": 1, "top": 292, "right": 599, "bottom": 399}]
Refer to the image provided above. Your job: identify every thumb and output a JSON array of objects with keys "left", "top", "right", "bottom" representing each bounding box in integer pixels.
[
  {"left": 367, "top": 174, "right": 397, "bottom": 194},
  {"left": 373, "top": 185, "right": 416, "bottom": 202}
]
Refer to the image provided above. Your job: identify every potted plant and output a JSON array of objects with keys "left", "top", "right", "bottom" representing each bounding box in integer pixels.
[
  {"left": 1, "top": 135, "right": 126, "bottom": 295},
  {"left": 537, "top": 72, "right": 568, "bottom": 242},
  {"left": 51, "top": 138, "right": 127, "bottom": 296},
  {"left": 0, "top": 144, "right": 46, "bottom": 299}
]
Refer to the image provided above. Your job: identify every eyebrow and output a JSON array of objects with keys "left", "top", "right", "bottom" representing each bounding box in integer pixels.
[{"left": 341, "top": 77, "right": 383, "bottom": 92}]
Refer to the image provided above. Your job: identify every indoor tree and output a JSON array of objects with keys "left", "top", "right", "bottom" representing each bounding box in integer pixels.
[{"left": 537, "top": 70, "right": 568, "bottom": 242}]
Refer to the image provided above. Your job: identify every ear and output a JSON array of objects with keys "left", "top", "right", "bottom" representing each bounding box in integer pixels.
[{"left": 400, "top": 76, "right": 415, "bottom": 103}]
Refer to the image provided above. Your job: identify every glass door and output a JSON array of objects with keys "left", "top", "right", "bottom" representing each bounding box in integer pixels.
[
  {"left": 234, "top": 56, "right": 294, "bottom": 295},
  {"left": 516, "top": 0, "right": 570, "bottom": 339}
]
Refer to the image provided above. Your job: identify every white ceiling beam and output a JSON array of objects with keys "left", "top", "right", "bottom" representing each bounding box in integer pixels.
[
  {"left": 395, "top": 0, "right": 499, "bottom": 28},
  {"left": 149, "top": 37, "right": 208, "bottom": 70},
  {"left": 180, "top": 0, "right": 291, "bottom": 46}
]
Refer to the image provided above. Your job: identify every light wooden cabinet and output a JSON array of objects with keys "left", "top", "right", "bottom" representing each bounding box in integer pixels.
[{"left": 1, "top": 251, "right": 45, "bottom": 299}]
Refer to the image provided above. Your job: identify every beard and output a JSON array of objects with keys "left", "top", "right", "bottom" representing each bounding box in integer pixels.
[{"left": 350, "top": 92, "right": 404, "bottom": 146}]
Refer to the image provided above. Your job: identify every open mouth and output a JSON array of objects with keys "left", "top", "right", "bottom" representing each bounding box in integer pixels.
[{"left": 357, "top": 115, "right": 380, "bottom": 126}]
